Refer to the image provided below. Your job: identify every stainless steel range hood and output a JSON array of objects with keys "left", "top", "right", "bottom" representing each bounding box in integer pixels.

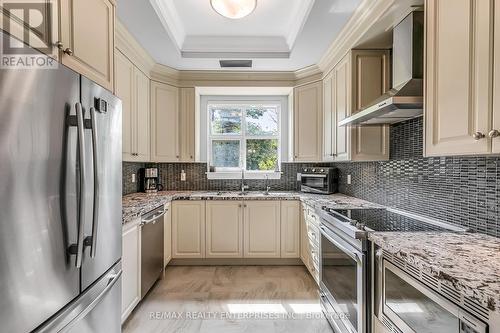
[{"left": 339, "top": 11, "right": 424, "bottom": 126}]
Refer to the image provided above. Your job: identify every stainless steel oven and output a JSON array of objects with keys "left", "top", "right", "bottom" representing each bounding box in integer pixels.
[
  {"left": 300, "top": 167, "right": 338, "bottom": 194},
  {"left": 376, "top": 257, "right": 488, "bottom": 333},
  {"left": 319, "top": 223, "right": 367, "bottom": 333}
]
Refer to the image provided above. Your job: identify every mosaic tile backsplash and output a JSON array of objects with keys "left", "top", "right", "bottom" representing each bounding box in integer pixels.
[{"left": 122, "top": 117, "right": 500, "bottom": 237}]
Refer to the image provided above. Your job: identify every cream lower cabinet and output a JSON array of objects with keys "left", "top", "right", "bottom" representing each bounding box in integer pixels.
[
  {"left": 59, "top": 0, "right": 115, "bottom": 91},
  {"left": 151, "top": 82, "right": 180, "bottom": 162},
  {"left": 164, "top": 203, "right": 172, "bottom": 267},
  {"left": 243, "top": 201, "right": 281, "bottom": 258},
  {"left": 330, "top": 50, "right": 390, "bottom": 162},
  {"left": 425, "top": 0, "right": 498, "bottom": 156},
  {"left": 280, "top": 201, "right": 300, "bottom": 258},
  {"left": 300, "top": 203, "right": 320, "bottom": 284},
  {"left": 206, "top": 201, "right": 243, "bottom": 258},
  {"left": 294, "top": 81, "right": 323, "bottom": 162},
  {"left": 116, "top": 50, "right": 150, "bottom": 162},
  {"left": 172, "top": 201, "right": 206, "bottom": 258},
  {"left": 121, "top": 220, "right": 141, "bottom": 323}
]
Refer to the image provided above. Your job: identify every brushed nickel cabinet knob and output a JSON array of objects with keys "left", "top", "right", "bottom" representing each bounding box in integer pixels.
[
  {"left": 55, "top": 41, "right": 64, "bottom": 49},
  {"left": 63, "top": 48, "right": 73, "bottom": 56},
  {"left": 472, "top": 132, "right": 485, "bottom": 140},
  {"left": 488, "top": 129, "right": 500, "bottom": 138}
]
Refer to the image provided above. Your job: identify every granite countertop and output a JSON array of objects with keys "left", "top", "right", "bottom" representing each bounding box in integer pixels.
[
  {"left": 122, "top": 191, "right": 383, "bottom": 225},
  {"left": 369, "top": 232, "right": 500, "bottom": 313}
]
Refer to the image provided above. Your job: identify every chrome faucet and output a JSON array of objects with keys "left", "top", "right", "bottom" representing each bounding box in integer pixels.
[
  {"left": 264, "top": 174, "right": 271, "bottom": 195},
  {"left": 240, "top": 169, "right": 249, "bottom": 194}
]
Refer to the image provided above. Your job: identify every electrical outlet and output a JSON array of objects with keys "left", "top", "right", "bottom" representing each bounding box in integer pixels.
[
  {"left": 180, "top": 170, "right": 186, "bottom": 182},
  {"left": 131, "top": 173, "right": 136, "bottom": 183},
  {"left": 297, "top": 173, "right": 302, "bottom": 181},
  {"left": 347, "top": 174, "right": 352, "bottom": 185}
]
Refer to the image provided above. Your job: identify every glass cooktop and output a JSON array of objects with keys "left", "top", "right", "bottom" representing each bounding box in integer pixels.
[{"left": 324, "top": 208, "right": 452, "bottom": 232}]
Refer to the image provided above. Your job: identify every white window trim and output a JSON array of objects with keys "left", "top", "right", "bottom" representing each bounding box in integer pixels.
[{"left": 200, "top": 96, "right": 289, "bottom": 180}]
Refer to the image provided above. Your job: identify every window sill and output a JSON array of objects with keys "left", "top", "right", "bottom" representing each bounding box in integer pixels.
[{"left": 206, "top": 171, "right": 282, "bottom": 180}]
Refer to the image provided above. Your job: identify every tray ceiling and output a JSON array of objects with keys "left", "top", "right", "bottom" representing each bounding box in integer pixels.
[{"left": 117, "top": 0, "right": 363, "bottom": 71}]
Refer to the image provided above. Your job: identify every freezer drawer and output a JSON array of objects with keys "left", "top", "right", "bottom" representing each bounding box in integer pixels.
[{"left": 35, "top": 261, "right": 122, "bottom": 333}]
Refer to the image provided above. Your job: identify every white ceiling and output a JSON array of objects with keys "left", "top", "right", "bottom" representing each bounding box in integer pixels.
[{"left": 117, "top": 0, "right": 363, "bottom": 71}]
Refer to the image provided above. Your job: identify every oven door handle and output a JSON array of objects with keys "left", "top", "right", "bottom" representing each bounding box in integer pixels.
[{"left": 320, "top": 225, "right": 362, "bottom": 264}]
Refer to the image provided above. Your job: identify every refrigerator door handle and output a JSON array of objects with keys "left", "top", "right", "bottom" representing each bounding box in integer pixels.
[
  {"left": 85, "top": 106, "right": 100, "bottom": 259},
  {"left": 68, "top": 102, "right": 87, "bottom": 269}
]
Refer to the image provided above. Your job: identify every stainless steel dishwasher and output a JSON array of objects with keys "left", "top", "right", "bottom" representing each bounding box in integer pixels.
[{"left": 140, "top": 205, "right": 166, "bottom": 298}]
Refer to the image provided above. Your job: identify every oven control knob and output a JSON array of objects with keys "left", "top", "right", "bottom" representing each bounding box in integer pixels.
[
  {"left": 320, "top": 169, "right": 324, "bottom": 172},
  {"left": 312, "top": 169, "right": 316, "bottom": 172},
  {"left": 356, "top": 222, "right": 366, "bottom": 230},
  {"left": 304, "top": 168, "right": 308, "bottom": 172},
  {"left": 350, "top": 220, "right": 357, "bottom": 226}
]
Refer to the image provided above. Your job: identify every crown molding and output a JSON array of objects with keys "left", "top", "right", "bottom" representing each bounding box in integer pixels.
[
  {"left": 149, "top": 0, "right": 185, "bottom": 52},
  {"left": 285, "top": 0, "right": 315, "bottom": 49},
  {"left": 178, "top": 70, "right": 297, "bottom": 87},
  {"left": 317, "top": 0, "right": 396, "bottom": 77},
  {"left": 115, "top": 20, "right": 156, "bottom": 76}
]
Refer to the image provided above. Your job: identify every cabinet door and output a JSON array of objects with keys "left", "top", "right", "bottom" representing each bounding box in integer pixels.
[
  {"left": 134, "top": 68, "right": 150, "bottom": 160},
  {"left": 300, "top": 206, "right": 310, "bottom": 267},
  {"left": 294, "top": 81, "right": 323, "bottom": 161},
  {"left": 280, "top": 201, "right": 300, "bottom": 258},
  {"left": 493, "top": 1, "right": 500, "bottom": 154},
  {"left": 350, "top": 50, "right": 390, "bottom": 161},
  {"left": 206, "top": 201, "right": 243, "bottom": 258},
  {"left": 164, "top": 204, "right": 172, "bottom": 267},
  {"left": 425, "top": 0, "right": 493, "bottom": 156},
  {"left": 323, "top": 72, "right": 337, "bottom": 161},
  {"left": 59, "top": 0, "right": 115, "bottom": 91},
  {"left": 334, "top": 54, "right": 351, "bottom": 161},
  {"left": 180, "top": 87, "right": 196, "bottom": 162},
  {"left": 172, "top": 201, "right": 205, "bottom": 258},
  {"left": 151, "top": 82, "right": 180, "bottom": 162},
  {"left": 243, "top": 201, "right": 280, "bottom": 258},
  {"left": 115, "top": 51, "right": 135, "bottom": 161},
  {"left": 121, "top": 222, "right": 140, "bottom": 323}
]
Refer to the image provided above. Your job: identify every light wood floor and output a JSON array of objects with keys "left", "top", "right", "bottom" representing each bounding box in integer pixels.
[{"left": 123, "top": 266, "right": 332, "bottom": 333}]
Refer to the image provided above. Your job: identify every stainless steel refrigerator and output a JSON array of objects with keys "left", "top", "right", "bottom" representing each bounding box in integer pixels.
[{"left": 0, "top": 41, "right": 123, "bottom": 332}]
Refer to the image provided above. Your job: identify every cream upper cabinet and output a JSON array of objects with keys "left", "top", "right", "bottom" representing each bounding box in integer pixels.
[
  {"left": 294, "top": 81, "right": 323, "bottom": 161},
  {"left": 280, "top": 201, "right": 300, "bottom": 258},
  {"left": 323, "top": 72, "right": 337, "bottom": 161},
  {"left": 332, "top": 50, "right": 390, "bottom": 161},
  {"left": 494, "top": 0, "right": 500, "bottom": 154},
  {"left": 59, "top": 0, "right": 115, "bottom": 91},
  {"left": 425, "top": 0, "right": 495, "bottom": 156},
  {"left": 121, "top": 221, "right": 140, "bottom": 323},
  {"left": 151, "top": 81, "right": 180, "bottom": 162},
  {"left": 206, "top": 201, "right": 243, "bottom": 258},
  {"left": 115, "top": 50, "right": 150, "bottom": 162},
  {"left": 164, "top": 204, "right": 172, "bottom": 267},
  {"left": 180, "top": 87, "right": 196, "bottom": 162},
  {"left": 243, "top": 201, "right": 281, "bottom": 258},
  {"left": 172, "top": 201, "right": 206, "bottom": 258}
]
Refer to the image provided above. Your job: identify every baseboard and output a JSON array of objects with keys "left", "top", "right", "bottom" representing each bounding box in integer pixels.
[{"left": 168, "top": 258, "right": 304, "bottom": 266}]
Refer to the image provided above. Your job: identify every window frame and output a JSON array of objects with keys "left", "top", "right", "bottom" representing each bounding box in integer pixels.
[{"left": 206, "top": 102, "right": 282, "bottom": 178}]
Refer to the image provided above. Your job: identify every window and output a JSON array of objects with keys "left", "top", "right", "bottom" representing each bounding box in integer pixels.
[{"left": 208, "top": 103, "right": 281, "bottom": 174}]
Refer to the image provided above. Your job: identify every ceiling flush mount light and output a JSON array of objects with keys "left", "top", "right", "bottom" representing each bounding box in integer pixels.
[{"left": 210, "top": 0, "right": 257, "bottom": 19}]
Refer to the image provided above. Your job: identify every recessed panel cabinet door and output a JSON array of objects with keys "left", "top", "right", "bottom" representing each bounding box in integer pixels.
[
  {"left": 323, "top": 73, "right": 336, "bottom": 161},
  {"left": 180, "top": 87, "right": 196, "bottom": 162},
  {"left": 59, "top": 0, "right": 115, "bottom": 91},
  {"left": 425, "top": 0, "right": 493, "bottom": 156},
  {"left": 243, "top": 201, "right": 281, "bottom": 258},
  {"left": 134, "top": 68, "right": 150, "bottom": 161},
  {"left": 115, "top": 51, "right": 135, "bottom": 161},
  {"left": 151, "top": 82, "right": 180, "bottom": 162},
  {"left": 280, "top": 201, "right": 300, "bottom": 258},
  {"left": 172, "top": 201, "right": 205, "bottom": 258},
  {"left": 206, "top": 201, "right": 243, "bottom": 258},
  {"left": 493, "top": 1, "right": 500, "bottom": 154},
  {"left": 334, "top": 54, "right": 351, "bottom": 161},
  {"left": 294, "top": 81, "right": 323, "bottom": 161},
  {"left": 121, "top": 223, "right": 140, "bottom": 323}
]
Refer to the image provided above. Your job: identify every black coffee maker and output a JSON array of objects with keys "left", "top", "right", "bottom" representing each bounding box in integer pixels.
[{"left": 138, "top": 168, "right": 162, "bottom": 193}]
